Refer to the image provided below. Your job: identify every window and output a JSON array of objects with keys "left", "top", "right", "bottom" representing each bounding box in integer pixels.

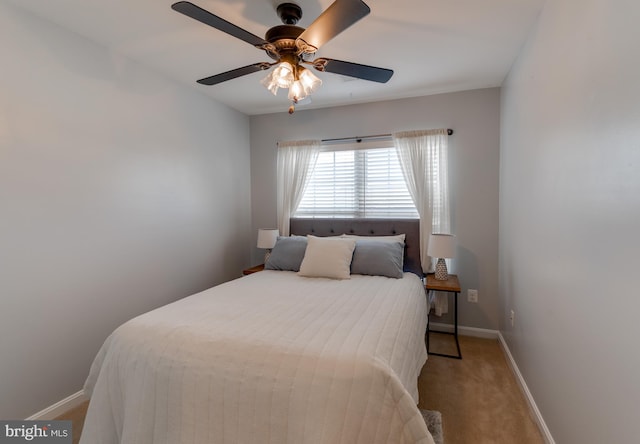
[{"left": 294, "top": 145, "right": 419, "bottom": 218}]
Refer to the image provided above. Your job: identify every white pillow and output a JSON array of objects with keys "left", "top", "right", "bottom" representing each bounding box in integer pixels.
[
  {"left": 341, "top": 233, "right": 406, "bottom": 243},
  {"left": 298, "top": 235, "right": 356, "bottom": 279}
]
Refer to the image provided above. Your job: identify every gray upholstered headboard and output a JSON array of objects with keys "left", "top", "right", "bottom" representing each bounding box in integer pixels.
[{"left": 289, "top": 218, "right": 422, "bottom": 277}]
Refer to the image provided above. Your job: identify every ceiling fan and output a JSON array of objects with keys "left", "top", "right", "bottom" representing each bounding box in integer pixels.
[{"left": 171, "top": 0, "right": 393, "bottom": 113}]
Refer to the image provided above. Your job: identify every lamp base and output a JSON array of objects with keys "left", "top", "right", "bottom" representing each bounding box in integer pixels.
[
  {"left": 264, "top": 250, "right": 272, "bottom": 264},
  {"left": 434, "top": 258, "right": 449, "bottom": 280}
]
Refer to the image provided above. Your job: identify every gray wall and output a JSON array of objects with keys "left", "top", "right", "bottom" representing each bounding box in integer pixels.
[
  {"left": 500, "top": 0, "right": 640, "bottom": 442},
  {"left": 250, "top": 88, "right": 501, "bottom": 330},
  {"left": 0, "top": 4, "right": 252, "bottom": 419}
]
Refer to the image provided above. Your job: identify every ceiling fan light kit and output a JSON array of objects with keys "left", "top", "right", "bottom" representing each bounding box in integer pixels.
[{"left": 171, "top": 0, "right": 393, "bottom": 114}]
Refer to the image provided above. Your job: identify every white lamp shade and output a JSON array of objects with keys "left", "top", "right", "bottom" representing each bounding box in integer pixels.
[
  {"left": 257, "top": 229, "right": 279, "bottom": 249},
  {"left": 427, "top": 233, "right": 456, "bottom": 258}
]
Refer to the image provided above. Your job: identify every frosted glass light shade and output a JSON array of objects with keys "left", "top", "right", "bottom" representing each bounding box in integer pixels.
[
  {"left": 298, "top": 68, "right": 322, "bottom": 95},
  {"left": 287, "top": 68, "right": 322, "bottom": 102},
  {"left": 261, "top": 62, "right": 294, "bottom": 95},
  {"left": 287, "top": 80, "right": 307, "bottom": 102}
]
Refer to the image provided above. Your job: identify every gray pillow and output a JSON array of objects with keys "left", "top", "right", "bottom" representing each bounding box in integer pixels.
[
  {"left": 264, "top": 236, "right": 308, "bottom": 271},
  {"left": 350, "top": 240, "right": 405, "bottom": 278}
]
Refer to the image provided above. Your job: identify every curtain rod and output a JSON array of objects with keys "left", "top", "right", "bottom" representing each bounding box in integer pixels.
[{"left": 321, "top": 129, "right": 453, "bottom": 144}]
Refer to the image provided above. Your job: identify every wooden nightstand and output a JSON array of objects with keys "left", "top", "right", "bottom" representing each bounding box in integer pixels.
[
  {"left": 242, "top": 264, "right": 265, "bottom": 275},
  {"left": 425, "top": 273, "right": 462, "bottom": 359}
]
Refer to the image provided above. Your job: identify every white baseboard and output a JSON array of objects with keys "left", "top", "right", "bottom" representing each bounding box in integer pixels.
[
  {"left": 497, "top": 333, "right": 555, "bottom": 444},
  {"left": 26, "top": 390, "right": 87, "bottom": 420},
  {"left": 429, "top": 322, "right": 499, "bottom": 339},
  {"left": 430, "top": 323, "right": 554, "bottom": 443}
]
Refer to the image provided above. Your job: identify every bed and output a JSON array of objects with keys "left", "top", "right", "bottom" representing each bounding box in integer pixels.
[{"left": 80, "top": 219, "right": 434, "bottom": 444}]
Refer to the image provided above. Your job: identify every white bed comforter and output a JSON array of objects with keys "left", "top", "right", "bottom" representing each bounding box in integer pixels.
[{"left": 81, "top": 271, "right": 433, "bottom": 444}]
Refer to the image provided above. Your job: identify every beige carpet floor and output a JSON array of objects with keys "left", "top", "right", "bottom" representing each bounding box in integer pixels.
[
  {"left": 418, "top": 334, "right": 544, "bottom": 444},
  {"left": 57, "top": 335, "right": 544, "bottom": 444}
]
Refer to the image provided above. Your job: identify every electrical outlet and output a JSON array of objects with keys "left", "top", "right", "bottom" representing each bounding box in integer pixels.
[
  {"left": 510, "top": 310, "right": 515, "bottom": 327},
  {"left": 467, "top": 289, "right": 478, "bottom": 303}
]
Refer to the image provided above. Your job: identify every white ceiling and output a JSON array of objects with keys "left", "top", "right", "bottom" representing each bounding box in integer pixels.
[{"left": 10, "top": 0, "right": 544, "bottom": 115}]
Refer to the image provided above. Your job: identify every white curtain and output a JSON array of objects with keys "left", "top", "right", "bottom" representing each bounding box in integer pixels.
[
  {"left": 276, "top": 140, "right": 321, "bottom": 236},
  {"left": 393, "top": 129, "right": 451, "bottom": 315}
]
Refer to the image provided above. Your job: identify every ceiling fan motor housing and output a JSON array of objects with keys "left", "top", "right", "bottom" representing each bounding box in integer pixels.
[
  {"left": 265, "top": 3, "right": 305, "bottom": 60},
  {"left": 264, "top": 25, "right": 304, "bottom": 60}
]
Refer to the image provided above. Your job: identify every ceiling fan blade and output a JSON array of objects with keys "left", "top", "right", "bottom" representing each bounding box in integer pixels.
[
  {"left": 197, "top": 63, "right": 271, "bottom": 86},
  {"left": 296, "top": 0, "right": 370, "bottom": 54},
  {"left": 312, "top": 58, "right": 393, "bottom": 83},
  {"left": 172, "top": 1, "right": 269, "bottom": 49}
]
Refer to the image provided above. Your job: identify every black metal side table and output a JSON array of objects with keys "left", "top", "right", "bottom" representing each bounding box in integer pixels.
[{"left": 425, "top": 273, "right": 462, "bottom": 359}]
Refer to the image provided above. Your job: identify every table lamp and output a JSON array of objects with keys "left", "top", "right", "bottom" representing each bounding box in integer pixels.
[
  {"left": 257, "top": 228, "right": 279, "bottom": 263},
  {"left": 427, "top": 233, "right": 456, "bottom": 280}
]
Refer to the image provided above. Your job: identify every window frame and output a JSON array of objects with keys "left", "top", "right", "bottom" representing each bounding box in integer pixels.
[{"left": 294, "top": 139, "right": 419, "bottom": 219}]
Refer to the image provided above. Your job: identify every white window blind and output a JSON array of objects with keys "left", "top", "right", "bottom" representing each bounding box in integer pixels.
[{"left": 294, "top": 145, "right": 419, "bottom": 218}]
